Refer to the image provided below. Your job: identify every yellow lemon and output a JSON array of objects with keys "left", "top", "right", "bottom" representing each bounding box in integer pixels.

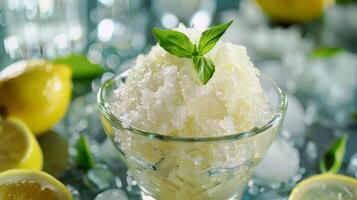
[
  {"left": 0, "top": 117, "right": 43, "bottom": 172},
  {"left": 289, "top": 173, "right": 357, "bottom": 200},
  {"left": 256, "top": 0, "right": 335, "bottom": 23},
  {"left": 0, "top": 60, "right": 72, "bottom": 135},
  {"left": 0, "top": 169, "right": 72, "bottom": 200}
]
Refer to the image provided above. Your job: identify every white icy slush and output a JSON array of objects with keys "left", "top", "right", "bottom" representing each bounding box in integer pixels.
[{"left": 112, "top": 25, "right": 272, "bottom": 136}]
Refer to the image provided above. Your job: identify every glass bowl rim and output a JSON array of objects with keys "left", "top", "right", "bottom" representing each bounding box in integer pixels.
[{"left": 97, "top": 72, "right": 288, "bottom": 142}]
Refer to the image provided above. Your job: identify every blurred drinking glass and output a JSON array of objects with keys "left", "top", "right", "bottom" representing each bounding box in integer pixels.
[
  {"left": 3, "top": 0, "right": 87, "bottom": 59},
  {"left": 151, "top": 0, "right": 217, "bottom": 29}
]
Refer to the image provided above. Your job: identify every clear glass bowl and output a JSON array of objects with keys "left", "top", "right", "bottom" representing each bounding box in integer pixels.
[{"left": 97, "top": 71, "right": 287, "bottom": 200}]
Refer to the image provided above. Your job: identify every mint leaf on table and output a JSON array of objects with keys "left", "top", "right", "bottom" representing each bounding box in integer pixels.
[
  {"left": 311, "top": 47, "right": 345, "bottom": 58},
  {"left": 53, "top": 54, "right": 106, "bottom": 80},
  {"left": 193, "top": 56, "right": 215, "bottom": 85},
  {"left": 153, "top": 21, "right": 233, "bottom": 85},
  {"left": 198, "top": 20, "right": 233, "bottom": 55},
  {"left": 152, "top": 28, "right": 196, "bottom": 58},
  {"left": 76, "top": 134, "right": 95, "bottom": 171},
  {"left": 319, "top": 134, "right": 348, "bottom": 173}
]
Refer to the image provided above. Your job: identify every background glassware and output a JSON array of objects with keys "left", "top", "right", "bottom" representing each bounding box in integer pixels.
[
  {"left": 97, "top": 72, "right": 287, "bottom": 200},
  {"left": 87, "top": 0, "right": 149, "bottom": 72},
  {"left": 3, "top": 0, "right": 87, "bottom": 59},
  {"left": 151, "top": 0, "right": 217, "bottom": 29}
]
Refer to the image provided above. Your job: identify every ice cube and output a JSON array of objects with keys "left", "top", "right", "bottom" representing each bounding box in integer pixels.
[
  {"left": 305, "top": 141, "right": 318, "bottom": 162},
  {"left": 95, "top": 188, "right": 128, "bottom": 200},
  {"left": 347, "top": 153, "right": 357, "bottom": 178},
  {"left": 281, "top": 94, "right": 306, "bottom": 137},
  {"left": 254, "top": 190, "right": 285, "bottom": 200},
  {"left": 254, "top": 138, "right": 300, "bottom": 183},
  {"left": 295, "top": 51, "right": 357, "bottom": 127},
  {"left": 321, "top": 5, "right": 357, "bottom": 52},
  {"left": 98, "top": 138, "right": 120, "bottom": 161}
]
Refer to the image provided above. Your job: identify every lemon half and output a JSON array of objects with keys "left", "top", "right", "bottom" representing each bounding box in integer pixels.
[
  {"left": 256, "top": 0, "right": 334, "bottom": 23},
  {"left": 0, "top": 117, "right": 43, "bottom": 172},
  {"left": 0, "top": 169, "right": 72, "bottom": 200},
  {"left": 289, "top": 173, "right": 357, "bottom": 200},
  {"left": 0, "top": 60, "right": 72, "bottom": 135}
]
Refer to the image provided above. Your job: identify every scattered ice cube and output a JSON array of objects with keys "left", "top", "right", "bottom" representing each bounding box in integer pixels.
[
  {"left": 321, "top": 4, "right": 357, "bottom": 53},
  {"left": 65, "top": 93, "right": 104, "bottom": 141},
  {"left": 296, "top": 51, "right": 357, "bottom": 127},
  {"left": 254, "top": 138, "right": 300, "bottom": 183},
  {"left": 101, "top": 72, "right": 115, "bottom": 84},
  {"left": 87, "top": 167, "right": 115, "bottom": 190},
  {"left": 281, "top": 94, "right": 306, "bottom": 138},
  {"left": 347, "top": 153, "right": 357, "bottom": 178},
  {"left": 260, "top": 60, "right": 286, "bottom": 88},
  {"left": 94, "top": 188, "right": 128, "bottom": 200},
  {"left": 254, "top": 190, "right": 285, "bottom": 200},
  {"left": 67, "top": 185, "right": 81, "bottom": 200},
  {"left": 221, "top": 0, "right": 314, "bottom": 62},
  {"left": 91, "top": 78, "right": 102, "bottom": 94},
  {"left": 98, "top": 138, "right": 120, "bottom": 161},
  {"left": 305, "top": 141, "right": 318, "bottom": 162}
]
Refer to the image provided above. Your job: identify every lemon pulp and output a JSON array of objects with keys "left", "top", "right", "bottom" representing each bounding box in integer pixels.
[
  {"left": 0, "top": 169, "right": 72, "bottom": 200},
  {"left": 0, "top": 180, "right": 58, "bottom": 200},
  {"left": 289, "top": 173, "right": 357, "bottom": 200}
]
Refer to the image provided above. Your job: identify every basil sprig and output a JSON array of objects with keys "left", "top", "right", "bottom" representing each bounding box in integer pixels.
[
  {"left": 153, "top": 21, "right": 233, "bottom": 84},
  {"left": 319, "top": 134, "right": 348, "bottom": 173}
]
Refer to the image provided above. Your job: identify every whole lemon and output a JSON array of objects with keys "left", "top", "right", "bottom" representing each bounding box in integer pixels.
[
  {"left": 0, "top": 60, "right": 72, "bottom": 135},
  {"left": 256, "top": 0, "right": 334, "bottom": 23}
]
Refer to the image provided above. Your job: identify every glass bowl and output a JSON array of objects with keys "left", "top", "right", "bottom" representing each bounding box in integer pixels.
[{"left": 97, "top": 71, "right": 287, "bottom": 200}]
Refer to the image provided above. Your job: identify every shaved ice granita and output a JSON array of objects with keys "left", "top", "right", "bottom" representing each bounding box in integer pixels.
[{"left": 98, "top": 21, "right": 287, "bottom": 200}]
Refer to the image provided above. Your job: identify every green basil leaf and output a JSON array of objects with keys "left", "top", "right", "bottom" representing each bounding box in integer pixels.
[
  {"left": 311, "top": 47, "right": 345, "bottom": 58},
  {"left": 319, "top": 134, "right": 348, "bottom": 173},
  {"left": 76, "top": 134, "right": 95, "bottom": 171},
  {"left": 153, "top": 28, "right": 196, "bottom": 58},
  {"left": 193, "top": 56, "right": 215, "bottom": 84},
  {"left": 53, "top": 54, "right": 106, "bottom": 80},
  {"left": 198, "top": 20, "right": 233, "bottom": 55}
]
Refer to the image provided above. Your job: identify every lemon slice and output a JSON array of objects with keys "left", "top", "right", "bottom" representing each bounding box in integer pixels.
[
  {"left": 0, "top": 169, "right": 72, "bottom": 200},
  {"left": 0, "top": 117, "right": 43, "bottom": 172},
  {"left": 289, "top": 173, "right": 357, "bottom": 200}
]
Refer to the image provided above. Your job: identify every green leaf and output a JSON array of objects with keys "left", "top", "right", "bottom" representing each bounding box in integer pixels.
[
  {"left": 311, "top": 47, "right": 345, "bottom": 58},
  {"left": 152, "top": 28, "right": 196, "bottom": 58},
  {"left": 76, "top": 134, "right": 95, "bottom": 171},
  {"left": 198, "top": 20, "right": 233, "bottom": 55},
  {"left": 53, "top": 54, "right": 106, "bottom": 80},
  {"left": 193, "top": 56, "right": 215, "bottom": 85},
  {"left": 319, "top": 134, "right": 348, "bottom": 173}
]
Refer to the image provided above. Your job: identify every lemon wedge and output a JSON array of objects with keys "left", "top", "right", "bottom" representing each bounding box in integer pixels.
[
  {"left": 0, "top": 117, "right": 43, "bottom": 172},
  {"left": 0, "top": 169, "right": 72, "bottom": 200},
  {"left": 289, "top": 173, "right": 357, "bottom": 200}
]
